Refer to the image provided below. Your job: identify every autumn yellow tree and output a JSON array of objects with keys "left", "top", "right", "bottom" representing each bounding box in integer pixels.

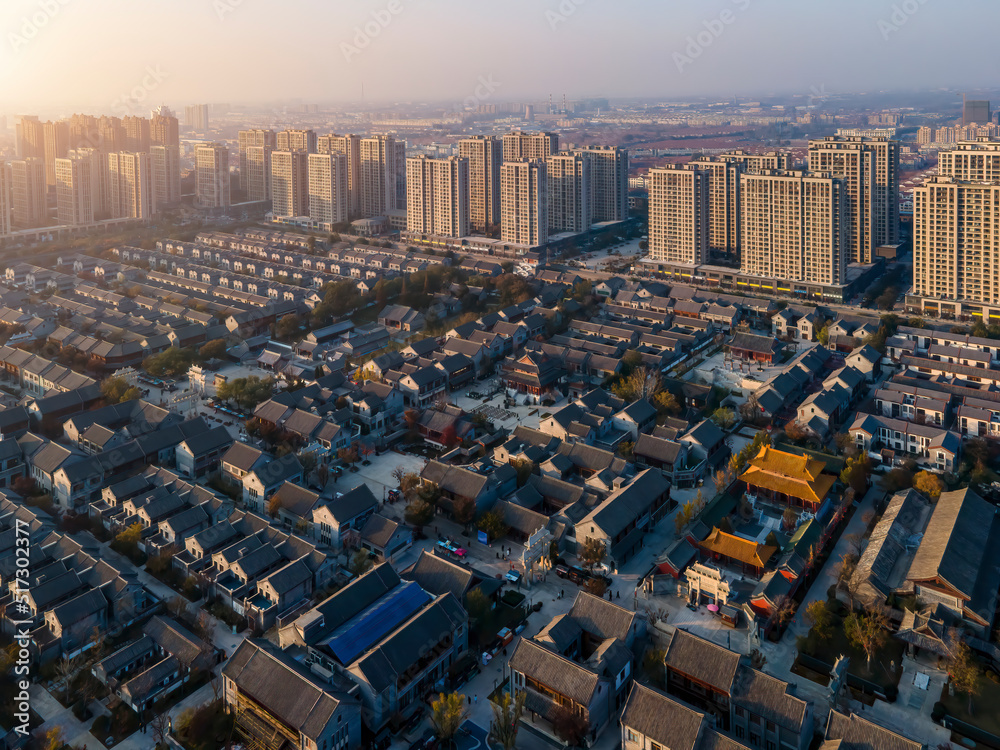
[
  {"left": 913, "top": 471, "right": 944, "bottom": 502},
  {"left": 430, "top": 692, "right": 468, "bottom": 747}
]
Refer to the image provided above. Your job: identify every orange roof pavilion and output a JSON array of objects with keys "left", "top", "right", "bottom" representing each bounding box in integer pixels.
[
  {"left": 739, "top": 445, "right": 835, "bottom": 511},
  {"left": 699, "top": 527, "right": 777, "bottom": 575}
]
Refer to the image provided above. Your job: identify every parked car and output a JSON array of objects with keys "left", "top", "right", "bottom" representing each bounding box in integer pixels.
[
  {"left": 437, "top": 540, "right": 467, "bottom": 558},
  {"left": 401, "top": 709, "right": 423, "bottom": 734},
  {"left": 554, "top": 564, "right": 570, "bottom": 579},
  {"left": 497, "top": 627, "right": 514, "bottom": 647}
]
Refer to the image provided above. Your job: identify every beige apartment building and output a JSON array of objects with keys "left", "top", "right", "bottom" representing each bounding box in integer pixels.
[
  {"left": 243, "top": 145, "right": 272, "bottom": 202},
  {"left": 107, "top": 151, "right": 151, "bottom": 220},
  {"left": 406, "top": 155, "right": 470, "bottom": 238},
  {"left": 687, "top": 156, "right": 742, "bottom": 255},
  {"left": 318, "top": 134, "right": 362, "bottom": 218},
  {"left": 566, "top": 145, "right": 629, "bottom": 223},
  {"left": 721, "top": 149, "right": 790, "bottom": 172},
  {"left": 238, "top": 129, "right": 276, "bottom": 191},
  {"left": 16, "top": 116, "right": 45, "bottom": 160},
  {"left": 648, "top": 164, "right": 708, "bottom": 265},
  {"left": 150, "top": 111, "right": 179, "bottom": 148},
  {"left": 808, "top": 136, "right": 900, "bottom": 263},
  {"left": 937, "top": 138, "right": 1000, "bottom": 182},
  {"left": 308, "top": 152, "right": 349, "bottom": 226},
  {"left": 71, "top": 147, "right": 111, "bottom": 221},
  {"left": 547, "top": 153, "right": 591, "bottom": 233},
  {"left": 458, "top": 135, "right": 502, "bottom": 233},
  {"left": 740, "top": 170, "right": 847, "bottom": 285},
  {"left": 123, "top": 116, "right": 150, "bottom": 152},
  {"left": 43, "top": 120, "right": 70, "bottom": 188},
  {"left": 0, "top": 162, "right": 10, "bottom": 236},
  {"left": 503, "top": 131, "right": 559, "bottom": 162},
  {"left": 195, "top": 143, "right": 230, "bottom": 209},
  {"left": 150, "top": 145, "right": 181, "bottom": 213},
  {"left": 271, "top": 150, "right": 309, "bottom": 218},
  {"left": 913, "top": 175, "right": 1000, "bottom": 306},
  {"left": 185, "top": 104, "right": 209, "bottom": 131},
  {"left": 11, "top": 157, "right": 47, "bottom": 228},
  {"left": 360, "top": 134, "right": 403, "bottom": 218},
  {"left": 55, "top": 151, "right": 98, "bottom": 225},
  {"left": 276, "top": 129, "right": 317, "bottom": 154},
  {"left": 501, "top": 159, "right": 547, "bottom": 247}
]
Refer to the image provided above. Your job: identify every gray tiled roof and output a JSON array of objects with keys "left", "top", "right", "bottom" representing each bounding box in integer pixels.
[
  {"left": 509, "top": 638, "right": 600, "bottom": 707},
  {"left": 665, "top": 629, "right": 740, "bottom": 694},
  {"left": 731, "top": 666, "right": 808, "bottom": 732},
  {"left": 634, "top": 433, "right": 683, "bottom": 464},
  {"left": 325, "top": 484, "right": 378, "bottom": 524},
  {"left": 567, "top": 592, "right": 635, "bottom": 642},
  {"left": 405, "top": 550, "right": 473, "bottom": 600},
  {"left": 621, "top": 683, "right": 705, "bottom": 750},
  {"left": 223, "top": 639, "right": 345, "bottom": 741},
  {"left": 360, "top": 514, "right": 403, "bottom": 550},
  {"left": 222, "top": 442, "right": 265, "bottom": 471},
  {"left": 824, "top": 710, "right": 923, "bottom": 750},
  {"left": 353, "top": 593, "right": 466, "bottom": 692},
  {"left": 907, "top": 487, "right": 995, "bottom": 599}
]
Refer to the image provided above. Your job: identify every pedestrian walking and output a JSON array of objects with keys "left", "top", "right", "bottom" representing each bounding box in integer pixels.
[
  {"left": 616, "top": 591, "right": 620, "bottom": 599},
  {"left": 467, "top": 695, "right": 471, "bottom": 705},
  {"left": 474, "top": 695, "right": 478, "bottom": 704}
]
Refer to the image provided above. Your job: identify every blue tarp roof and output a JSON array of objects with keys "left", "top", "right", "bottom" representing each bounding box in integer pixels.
[{"left": 320, "top": 581, "right": 431, "bottom": 665}]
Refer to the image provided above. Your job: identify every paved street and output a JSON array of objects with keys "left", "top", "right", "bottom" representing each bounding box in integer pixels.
[{"left": 30, "top": 684, "right": 103, "bottom": 749}]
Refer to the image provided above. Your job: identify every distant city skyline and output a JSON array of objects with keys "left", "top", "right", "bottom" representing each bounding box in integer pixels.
[{"left": 1, "top": 0, "right": 998, "bottom": 113}]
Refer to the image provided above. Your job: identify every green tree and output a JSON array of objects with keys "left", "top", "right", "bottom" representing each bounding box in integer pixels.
[
  {"left": 453, "top": 495, "right": 476, "bottom": 530},
  {"left": 199, "top": 338, "right": 228, "bottom": 360},
  {"left": 217, "top": 376, "right": 275, "bottom": 410},
  {"left": 275, "top": 313, "right": 304, "bottom": 341},
  {"left": 711, "top": 407, "right": 737, "bottom": 430},
  {"left": 578, "top": 537, "right": 607, "bottom": 571},
  {"left": 464, "top": 588, "right": 491, "bottom": 624},
  {"left": 655, "top": 389, "right": 681, "bottom": 415},
  {"left": 490, "top": 690, "right": 527, "bottom": 750},
  {"left": 618, "top": 441, "right": 634, "bottom": 459},
  {"left": 612, "top": 366, "right": 661, "bottom": 402},
  {"left": 430, "top": 692, "right": 468, "bottom": 748},
  {"left": 621, "top": 349, "right": 643, "bottom": 374},
  {"left": 804, "top": 600, "right": 834, "bottom": 641},
  {"left": 116, "top": 522, "right": 142, "bottom": 548},
  {"left": 101, "top": 376, "right": 141, "bottom": 405},
  {"left": 143, "top": 347, "right": 196, "bottom": 376},
  {"left": 477, "top": 508, "right": 509, "bottom": 543},
  {"left": 572, "top": 279, "right": 592, "bottom": 302},
  {"left": 405, "top": 499, "right": 435, "bottom": 535},
  {"left": 839, "top": 454, "right": 871, "bottom": 497},
  {"left": 845, "top": 606, "right": 889, "bottom": 669},
  {"left": 948, "top": 642, "right": 982, "bottom": 715},
  {"left": 511, "top": 458, "right": 535, "bottom": 488},
  {"left": 349, "top": 549, "right": 373, "bottom": 576}
]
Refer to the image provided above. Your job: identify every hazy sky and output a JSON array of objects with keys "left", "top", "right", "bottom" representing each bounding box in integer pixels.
[{"left": 1, "top": 0, "right": 996, "bottom": 114}]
